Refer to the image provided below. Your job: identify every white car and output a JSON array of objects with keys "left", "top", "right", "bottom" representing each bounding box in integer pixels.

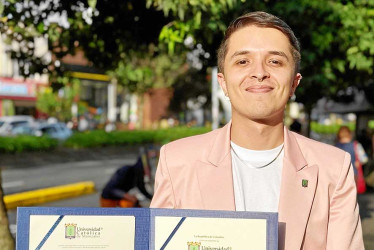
[
  {"left": 35, "top": 122, "right": 73, "bottom": 141},
  {"left": 0, "top": 115, "right": 35, "bottom": 136}
]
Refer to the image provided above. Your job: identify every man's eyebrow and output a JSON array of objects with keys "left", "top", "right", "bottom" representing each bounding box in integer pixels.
[
  {"left": 230, "top": 50, "right": 251, "bottom": 60},
  {"left": 229, "top": 50, "right": 290, "bottom": 61},
  {"left": 269, "top": 51, "right": 289, "bottom": 61}
]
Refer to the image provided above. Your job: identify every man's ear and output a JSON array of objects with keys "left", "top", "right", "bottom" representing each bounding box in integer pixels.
[
  {"left": 290, "top": 73, "right": 302, "bottom": 96},
  {"left": 217, "top": 73, "right": 228, "bottom": 96}
]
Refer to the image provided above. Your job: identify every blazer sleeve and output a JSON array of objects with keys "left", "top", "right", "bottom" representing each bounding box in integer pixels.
[
  {"left": 150, "top": 145, "right": 175, "bottom": 208},
  {"left": 327, "top": 152, "right": 364, "bottom": 249}
]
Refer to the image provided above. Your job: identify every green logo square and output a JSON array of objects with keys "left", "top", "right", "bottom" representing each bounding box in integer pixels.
[
  {"left": 65, "top": 224, "right": 76, "bottom": 239},
  {"left": 302, "top": 179, "right": 308, "bottom": 187}
]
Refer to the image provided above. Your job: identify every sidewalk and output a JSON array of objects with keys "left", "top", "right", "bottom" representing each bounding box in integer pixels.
[
  {"left": 1, "top": 146, "right": 140, "bottom": 210},
  {"left": 0, "top": 145, "right": 139, "bottom": 169},
  {"left": 358, "top": 190, "right": 374, "bottom": 249}
]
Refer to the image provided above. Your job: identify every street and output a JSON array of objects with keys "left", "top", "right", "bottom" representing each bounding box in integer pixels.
[
  {"left": 2, "top": 158, "right": 137, "bottom": 195},
  {"left": 2, "top": 151, "right": 374, "bottom": 249},
  {"left": 2, "top": 148, "right": 140, "bottom": 238}
]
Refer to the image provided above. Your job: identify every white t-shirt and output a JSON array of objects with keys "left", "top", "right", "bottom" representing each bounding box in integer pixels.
[{"left": 231, "top": 141, "right": 284, "bottom": 212}]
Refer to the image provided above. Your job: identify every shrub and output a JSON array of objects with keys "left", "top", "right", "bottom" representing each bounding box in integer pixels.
[
  {"left": 63, "top": 127, "right": 210, "bottom": 148},
  {"left": 310, "top": 121, "right": 355, "bottom": 134},
  {"left": 0, "top": 127, "right": 211, "bottom": 153},
  {"left": 0, "top": 136, "right": 58, "bottom": 153}
]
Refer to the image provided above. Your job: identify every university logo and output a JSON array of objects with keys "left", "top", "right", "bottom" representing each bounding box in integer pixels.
[
  {"left": 187, "top": 242, "right": 201, "bottom": 250},
  {"left": 65, "top": 223, "right": 77, "bottom": 239}
]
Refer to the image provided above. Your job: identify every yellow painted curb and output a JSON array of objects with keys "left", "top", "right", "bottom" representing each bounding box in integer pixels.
[{"left": 3, "top": 181, "right": 96, "bottom": 210}]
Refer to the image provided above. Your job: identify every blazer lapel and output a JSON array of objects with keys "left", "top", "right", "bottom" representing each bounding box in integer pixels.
[
  {"left": 196, "top": 122, "right": 235, "bottom": 211},
  {"left": 278, "top": 128, "right": 319, "bottom": 249}
]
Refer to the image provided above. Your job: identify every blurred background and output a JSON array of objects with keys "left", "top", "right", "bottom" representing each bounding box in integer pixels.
[{"left": 0, "top": 0, "right": 373, "bottom": 249}]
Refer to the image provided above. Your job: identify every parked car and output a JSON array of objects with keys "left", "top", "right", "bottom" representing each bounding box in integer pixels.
[
  {"left": 0, "top": 115, "right": 35, "bottom": 136},
  {"left": 11, "top": 124, "right": 36, "bottom": 136},
  {"left": 35, "top": 122, "right": 73, "bottom": 141}
]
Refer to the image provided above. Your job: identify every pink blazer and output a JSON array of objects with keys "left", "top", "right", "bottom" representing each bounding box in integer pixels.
[{"left": 150, "top": 122, "right": 364, "bottom": 249}]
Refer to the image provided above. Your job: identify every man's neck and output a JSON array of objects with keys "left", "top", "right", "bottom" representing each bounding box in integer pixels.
[{"left": 230, "top": 116, "right": 284, "bottom": 150}]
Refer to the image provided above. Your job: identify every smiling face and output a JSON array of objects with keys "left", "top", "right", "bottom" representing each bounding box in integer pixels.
[{"left": 218, "top": 25, "right": 302, "bottom": 124}]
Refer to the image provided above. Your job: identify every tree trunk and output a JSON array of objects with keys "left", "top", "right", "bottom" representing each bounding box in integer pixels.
[{"left": 0, "top": 169, "right": 15, "bottom": 250}]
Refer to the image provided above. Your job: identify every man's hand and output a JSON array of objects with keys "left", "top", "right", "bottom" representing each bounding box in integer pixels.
[{"left": 123, "top": 193, "right": 138, "bottom": 203}]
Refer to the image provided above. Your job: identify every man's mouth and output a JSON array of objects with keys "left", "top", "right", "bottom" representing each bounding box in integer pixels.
[{"left": 245, "top": 85, "right": 274, "bottom": 93}]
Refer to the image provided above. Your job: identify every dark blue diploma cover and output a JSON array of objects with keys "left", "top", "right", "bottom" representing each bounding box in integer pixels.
[{"left": 17, "top": 207, "right": 278, "bottom": 250}]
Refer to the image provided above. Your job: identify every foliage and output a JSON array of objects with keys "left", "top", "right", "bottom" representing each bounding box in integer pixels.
[
  {"left": 1, "top": 121, "right": 358, "bottom": 153},
  {"left": 333, "top": 1, "right": 374, "bottom": 73},
  {"left": 169, "top": 68, "right": 211, "bottom": 113},
  {"left": 0, "top": 0, "right": 175, "bottom": 92},
  {"left": 1, "top": 0, "right": 90, "bottom": 77},
  {"left": 110, "top": 44, "right": 188, "bottom": 93},
  {"left": 310, "top": 121, "right": 355, "bottom": 134},
  {"left": 368, "top": 120, "right": 374, "bottom": 129},
  {"left": 2, "top": 0, "right": 374, "bottom": 110},
  {"left": 63, "top": 126, "right": 210, "bottom": 148},
  {"left": 147, "top": 0, "right": 244, "bottom": 55},
  {"left": 148, "top": 0, "right": 374, "bottom": 110},
  {"left": 0, "top": 135, "right": 58, "bottom": 153},
  {"left": 36, "top": 77, "right": 80, "bottom": 121}
]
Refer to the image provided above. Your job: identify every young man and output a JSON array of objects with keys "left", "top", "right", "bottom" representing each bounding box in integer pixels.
[{"left": 150, "top": 11, "right": 364, "bottom": 249}]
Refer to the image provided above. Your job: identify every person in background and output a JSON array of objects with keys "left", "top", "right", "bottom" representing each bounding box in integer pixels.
[
  {"left": 357, "top": 128, "right": 373, "bottom": 160},
  {"left": 335, "top": 126, "right": 368, "bottom": 181},
  {"left": 100, "top": 156, "right": 153, "bottom": 207},
  {"left": 78, "top": 115, "right": 89, "bottom": 132}
]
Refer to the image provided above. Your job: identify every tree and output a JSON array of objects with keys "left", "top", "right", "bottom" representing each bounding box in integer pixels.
[
  {"left": 111, "top": 44, "right": 187, "bottom": 94},
  {"left": 36, "top": 77, "right": 80, "bottom": 121},
  {"left": 2, "top": 0, "right": 373, "bottom": 117},
  {"left": 169, "top": 67, "right": 211, "bottom": 115},
  {"left": 0, "top": 1, "right": 185, "bottom": 243},
  {"left": 148, "top": 0, "right": 374, "bottom": 133},
  {"left": 0, "top": 0, "right": 176, "bottom": 89},
  {"left": 0, "top": 0, "right": 189, "bottom": 128}
]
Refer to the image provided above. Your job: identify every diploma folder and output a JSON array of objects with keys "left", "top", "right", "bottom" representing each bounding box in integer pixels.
[{"left": 17, "top": 207, "right": 278, "bottom": 250}]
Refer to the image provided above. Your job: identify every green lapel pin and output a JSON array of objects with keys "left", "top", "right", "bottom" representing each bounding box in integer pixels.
[{"left": 302, "top": 179, "right": 308, "bottom": 187}]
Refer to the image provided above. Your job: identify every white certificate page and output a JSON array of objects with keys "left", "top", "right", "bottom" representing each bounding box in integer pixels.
[
  {"left": 29, "top": 215, "right": 135, "bottom": 250},
  {"left": 155, "top": 216, "right": 267, "bottom": 250}
]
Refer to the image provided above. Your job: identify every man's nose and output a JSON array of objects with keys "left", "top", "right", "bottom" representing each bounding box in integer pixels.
[{"left": 251, "top": 62, "right": 270, "bottom": 82}]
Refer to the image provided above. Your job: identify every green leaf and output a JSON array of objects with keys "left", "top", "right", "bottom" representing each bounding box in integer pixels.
[
  {"left": 88, "top": 41, "right": 96, "bottom": 48},
  {"left": 168, "top": 41, "right": 175, "bottom": 55},
  {"left": 347, "top": 46, "right": 359, "bottom": 55},
  {"left": 146, "top": 0, "right": 153, "bottom": 9},
  {"left": 226, "top": 0, "right": 233, "bottom": 9},
  {"left": 335, "top": 60, "right": 345, "bottom": 73},
  {"left": 0, "top": 2, "right": 4, "bottom": 16},
  {"left": 159, "top": 26, "right": 169, "bottom": 40},
  {"left": 88, "top": 0, "right": 97, "bottom": 9},
  {"left": 37, "top": 23, "right": 45, "bottom": 33},
  {"left": 195, "top": 11, "right": 201, "bottom": 26},
  {"left": 178, "top": 5, "right": 185, "bottom": 20},
  {"left": 105, "top": 16, "right": 114, "bottom": 24}
]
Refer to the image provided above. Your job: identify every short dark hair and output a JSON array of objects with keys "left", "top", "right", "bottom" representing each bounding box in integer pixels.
[{"left": 217, "top": 11, "right": 301, "bottom": 73}]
